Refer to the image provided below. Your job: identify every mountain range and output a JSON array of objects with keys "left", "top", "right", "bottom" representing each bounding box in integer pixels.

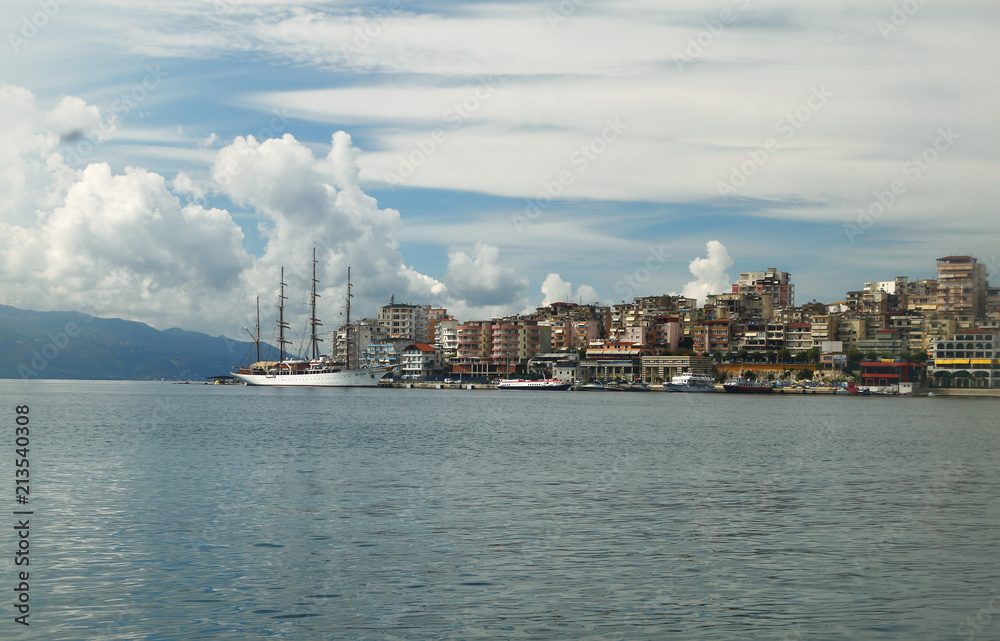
[{"left": 0, "top": 304, "right": 276, "bottom": 380}]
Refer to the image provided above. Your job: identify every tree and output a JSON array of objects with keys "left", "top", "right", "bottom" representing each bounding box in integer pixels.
[
  {"left": 796, "top": 368, "right": 814, "bottom": 381},
  {"left": 777, "top": 349, "right": 792, "bottom": 363},
  {"left": 864, "top": 350, "right": 877, "bottom": 362}
]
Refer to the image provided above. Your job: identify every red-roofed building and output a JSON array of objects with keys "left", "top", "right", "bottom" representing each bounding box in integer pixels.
[{"left": 400, "top": 343, "right": 444, "bottom": 380}]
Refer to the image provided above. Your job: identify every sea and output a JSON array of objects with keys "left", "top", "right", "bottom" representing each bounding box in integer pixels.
[{"left": 2, "top": 380, "right": 999, "bottom": 641}]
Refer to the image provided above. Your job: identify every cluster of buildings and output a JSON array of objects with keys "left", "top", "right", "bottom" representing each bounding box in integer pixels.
[{"left": 321, "top": 256, "right": 999, "bottom": 389}]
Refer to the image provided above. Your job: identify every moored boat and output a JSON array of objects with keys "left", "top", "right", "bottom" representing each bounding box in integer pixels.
[
  {"left": 664, "top": 372, "right": 716, "bottom": 392},
  {"left": 232, "top": 254, "right": 393, "bottom": 387},
  {"left": 497, "top": 378, "right": 572, "bottom": 391},
  {"left": 722, "top": 376, "right": 773, "bottom": 394}
]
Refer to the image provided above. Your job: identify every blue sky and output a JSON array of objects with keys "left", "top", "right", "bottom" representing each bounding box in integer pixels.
[{"left": 1, "top": 0, "right": 997, "bottom": 337}]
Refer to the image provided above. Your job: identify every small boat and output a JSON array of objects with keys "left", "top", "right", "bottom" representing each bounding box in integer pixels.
[
  {"left": 579, "top": 380, "right": 607, "bottom": 391},
  {"left": 723, "top": 376, "right": 773, "bottom": 394},
  {"left": 663, "top": 372, "right": 716, "bottom": 393},
  {"left": 497, "top": 378, "right": 572, "bottom": 391},
  {"left": 625, "top": 381, "right": 651, "bottom": 392}
]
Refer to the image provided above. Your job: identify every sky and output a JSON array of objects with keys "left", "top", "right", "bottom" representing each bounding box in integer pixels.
[{"left": 1, "top": 0, "right": 998, "bottom": 341}]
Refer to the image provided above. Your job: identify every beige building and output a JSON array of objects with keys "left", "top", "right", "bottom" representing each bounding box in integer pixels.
[
  {"left": 936, "top": 256, "right": 988, "bottom": 325},
  {"left": 640, "top": 355, "right": 714, "bottom": 384},
  {"left": 377, "top": 303, "right": 430, "bottom": 340}
]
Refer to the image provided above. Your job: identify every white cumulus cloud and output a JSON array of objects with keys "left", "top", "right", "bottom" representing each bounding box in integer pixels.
[
  {"left": 540, "top": 273, "right": 599, "bottom": 306},
  {"left": 444, "top": 243, "right": 529, "bottom": 309},
  {"left": 682, "top": 241, "right": 734, "bottom": 306},
  {"left": 0, "top": 86, "right": 531, "bottom": 336}
]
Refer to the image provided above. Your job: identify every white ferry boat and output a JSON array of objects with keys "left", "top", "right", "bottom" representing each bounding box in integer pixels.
[
  {"left": 663, "top": 372, "right": 716, "bottom": 392},
  {"left": 497, "top": 378, "right": 572, "bottom": 391}
]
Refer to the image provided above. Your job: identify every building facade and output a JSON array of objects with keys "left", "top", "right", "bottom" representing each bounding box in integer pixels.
[
  {"left": 930, "top": 329, "right": 1000, "bottom": 388},
  {"left": 936, "top": 256, "right": 988, "bottom": 324},
  {"left": 733, "top": 268, "right": 794, "bottom": 308}
]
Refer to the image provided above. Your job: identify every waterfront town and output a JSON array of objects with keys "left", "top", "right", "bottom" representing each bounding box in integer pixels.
[{"left": 315, "top": 255, "right": 998, "bottom": 393}]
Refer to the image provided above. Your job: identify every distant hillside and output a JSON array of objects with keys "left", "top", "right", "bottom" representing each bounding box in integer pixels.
[{"left": 0, "top": 304, "right": 282, "bottom": 380}]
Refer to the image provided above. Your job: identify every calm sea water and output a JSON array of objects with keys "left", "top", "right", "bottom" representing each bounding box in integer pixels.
[{"left": 2, "top": 380, "right": 999, "bottom": 640}]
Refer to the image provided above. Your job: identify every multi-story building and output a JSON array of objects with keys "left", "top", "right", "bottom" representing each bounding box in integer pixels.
[
  {"left": 433, "top": 318, "right": 459, "bottom": 354},
  {"left": 733, "top": 268, "right": 794, "bottom": 308},
  {"left": 922, "top": 317, "right": 957, "bottom": 357},
  {"left": 425, "top": 308, "right": 451, "bottom": 345},
  {"left": 527, "top": 352, "right": 580, "bottom": 381},
  {"left": 930, "top": 329, "right": 1000, "bottom": 388},
  {"left": 936, "top": 256, "right": 988, "bottom": 324},
  {"left": 545, "top": 319, "right": 601, "bottom": 351},
  {"left": 331, "top": 318, "right": 389, "bottom": 364},
  {"left": 986, "top": 286, "right": 1000, "bottom": 321},
  {"left": 456, "top": 320, "right": 493, "bottom": 360},
  {"left": 693, "top": 319, "right": 732, "bottom": 354},
  {"left": 377, "top": 302, "right": 430, "bottom": 340},
  {"left": 857, "top": 328, "right": 909, "bottom": 359},
  {"left": 735, "top": 321, "right": 785, "bottom": 353},
  {"left": 706, "top": 292, "right": 774, "bottom": 321},
  {"left": 640, "top": 355, "right": 713, "bottom": 384},
  {"left": 580, "top": 341, "right": 650, "bottom": 381},
  {"left": 360, "top": 338, "right": 414, "bottom": 370},
  {"left": 491, "top": 320, "right": 552, "bottom": 367},
  {"left": 400, "top": 343, "right": 444, "bottom": 380},
  {"left": 835, "top": 317, "right": 866, "bottom": 350},
  {"left": 907, "top": 279, "right": 940, "bottom": 314},
  {"left": 785, "top": 323, "right": 813, "bottom": 353},
  {"left": 810, "top": 315, "right": 839, "bottom": 349}
]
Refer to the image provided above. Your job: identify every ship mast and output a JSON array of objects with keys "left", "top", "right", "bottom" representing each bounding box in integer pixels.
[
  {"left": 244, "top": 296, "right": 261, "bottom": 363},
  {"left": 309, "top": 247, "right": 323, "bottom": 360},
  {"left": 345, "top": 265, "right": 353, "bottom": 370},
  {"left": 277, "top": 266, "right": 291, "bottom": 364}
]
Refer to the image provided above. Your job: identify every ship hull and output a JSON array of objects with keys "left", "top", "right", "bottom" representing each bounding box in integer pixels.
[
  {"left": 664, "top": 384, "right": 716, "bottom": 392},
  {"left": 722, "top": 384, "right": 773, "bottom": 394},
  {"left": 233, "top": 367, "right": 392, "bottom": 387}
]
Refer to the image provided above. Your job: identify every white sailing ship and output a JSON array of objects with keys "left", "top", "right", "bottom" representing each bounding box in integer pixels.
[{"left": 232, "top": 252, "right": 393, "bottom": 387}]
